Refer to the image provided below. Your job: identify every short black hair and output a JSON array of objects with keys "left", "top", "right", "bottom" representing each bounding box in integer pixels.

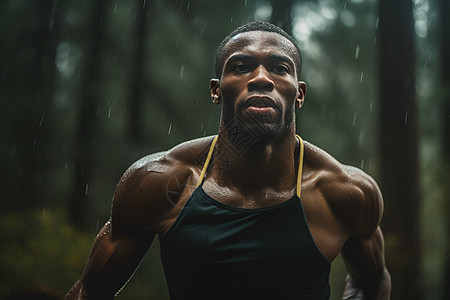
[{"left": 214, "top": 21, "right": 302, "bottom": 80}]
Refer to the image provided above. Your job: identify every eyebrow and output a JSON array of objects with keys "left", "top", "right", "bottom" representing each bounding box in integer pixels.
[
  {"left": 226, "top": 54, "right": 295, "bottom": 68},
  {"left": 226, "top": 54, "right": 252, "bottom": 64},
  {"left": 269, "top": 54, "right": 295, "bottom": 68}
]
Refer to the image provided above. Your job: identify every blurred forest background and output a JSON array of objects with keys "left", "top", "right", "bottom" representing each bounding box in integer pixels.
[{"left": 0, "top": 0, "right": 449, "bottom": 299}]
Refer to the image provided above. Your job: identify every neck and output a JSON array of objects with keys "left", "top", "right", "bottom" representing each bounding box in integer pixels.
[{"left": 210, "top": 125, "right": 299, "bottom": 194}]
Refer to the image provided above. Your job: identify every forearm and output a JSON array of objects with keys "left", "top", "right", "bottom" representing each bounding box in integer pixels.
[
  {"left": 64, "top": 280, "right": 114, "bottom": 300},
  {"left": 64, "top": 281, "right": 84, "bottom": 300},
  {"left": 343, "top": 268, "right": 391, "bottom": 300}
]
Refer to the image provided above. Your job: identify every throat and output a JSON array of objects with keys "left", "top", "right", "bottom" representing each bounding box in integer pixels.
[{"left": 208, "top": 134, "right": 299, "bottom": 195}]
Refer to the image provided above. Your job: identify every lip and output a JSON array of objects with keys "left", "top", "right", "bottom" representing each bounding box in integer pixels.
[
  {"left": 244, "top": 95, "right": 277, "bottom": 109},
  {"left": 244, "top": 95, "right": 277, "bottom": 113}
]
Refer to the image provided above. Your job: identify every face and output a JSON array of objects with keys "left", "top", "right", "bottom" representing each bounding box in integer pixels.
[{"left": 210, "top": 31, "right": 306, "bottom": 139}]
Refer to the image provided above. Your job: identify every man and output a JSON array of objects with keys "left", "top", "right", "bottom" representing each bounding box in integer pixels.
[{"left": 64, "top": 21, "right": 391, "bottom": 299}]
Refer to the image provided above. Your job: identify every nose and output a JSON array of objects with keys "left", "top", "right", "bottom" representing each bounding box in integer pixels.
[{"left": 247, "top": 65, "right": 274, "bottom": 92}]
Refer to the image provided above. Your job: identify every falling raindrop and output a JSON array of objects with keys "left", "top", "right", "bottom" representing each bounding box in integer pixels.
[
  {"left": 244, "top": 0, "right": 248, "bottom": 6},
  {"left": 114, "top": 4, "right": 117, "bottom": 14},
  {"left": 352, "top": 113, "right": 357, "bottom": 126},
  {"left": 195, "top": 97, "right": 199, "bottom": 109},
  {"left": 355, "top": 45, "right": 360, "bottom": 59},
  {"left": 369, "top": 101, "right": 373, "bottom": 111},
  {"left": 85, "top": 184, "right": 89, "bottom": 195},
  {"left": 39, "top": 116, "right": 44, "bottom": 128},
  {"left": 108, "top": 107, "right": 111, "bottom": 119},
  {"left": 360, "top": 72, "right": 364, "bottom": 82},
  {"left": 404, "top": 112, "right": 408, "bottom": 124},
  {"left": 180, "top": 65, "right": 184, "bottom": 79},
  {"left": 32, "top": 138, "right": 37, "bottom": 150},
  {"left": 186, "top": 0, "right": 190, "bottom": 11},
  {"left": 360, "top": 159, "right": 365, "bottom": 170},
  {"left": 230, "top": 16, "right": 234, "bottom": 23},
  {"left": 168, "top": 124, "right": 172, "bottom": 135}
]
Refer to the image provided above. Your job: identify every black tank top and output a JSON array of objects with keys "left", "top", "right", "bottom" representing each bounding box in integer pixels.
[{"left": 159, "top": 135, "right": 331, "bottom": 299}]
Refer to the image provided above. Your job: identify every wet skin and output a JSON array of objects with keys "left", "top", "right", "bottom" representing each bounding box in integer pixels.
[{"left": 64, "top": 31, "right": 390, "bottom": 300}]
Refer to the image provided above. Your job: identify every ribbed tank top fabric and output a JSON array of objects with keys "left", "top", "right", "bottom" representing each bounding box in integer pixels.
[{"left": 159, "top": 135, "right": 331, "bottom": 299}]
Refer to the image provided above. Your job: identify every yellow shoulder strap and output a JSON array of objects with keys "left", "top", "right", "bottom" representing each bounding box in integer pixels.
[
  {"left": 196, "top": 135, "right": 218, "bottom": 187},
  {"left": 296, "top": 134, "right": 304, "bottom": 198}
]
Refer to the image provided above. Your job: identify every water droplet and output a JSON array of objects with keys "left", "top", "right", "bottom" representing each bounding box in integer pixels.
[
  {"left": 355, "top": 45, "right": 360, "bottom": 59},
  {"left": 179, "top": 65, "right": 184, "bottom": 79},
  {"left": 195, "top": 97, "right": 199, "bottom": 109}
]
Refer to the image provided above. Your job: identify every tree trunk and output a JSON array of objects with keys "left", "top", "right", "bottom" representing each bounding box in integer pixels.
[
  {"left": 128, "top": 2, "right": 150, "bottom": 144},
  {"left": 377, "top": 0, "right": 422, "bottom": 299},
  {"left": 440, "top": 0, "right": 450, "bottom": 298},
  {"left": 22, "top": 0, "right": 59, "bottom": 208},
  {"left": 270, "top": 0, "right": 293, "bottom": 34},
  {"left": 71, "top": 0, "right": 109, "bottom": 229}
]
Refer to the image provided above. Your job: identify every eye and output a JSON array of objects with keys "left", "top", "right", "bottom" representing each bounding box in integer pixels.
[
  {"left": 273, "top": 65, "right": 289, "bottom": 74},
  {"left": 233, "top": 64, "right": 250, "bottom": 73}
]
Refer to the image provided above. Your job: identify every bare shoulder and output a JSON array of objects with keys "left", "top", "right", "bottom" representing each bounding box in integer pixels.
[
  {"left": 111, "top": 135, "right": 216, "bottom": 235},
  {"left": 303, "top": 141, "right": 383, "bottom": 236}
]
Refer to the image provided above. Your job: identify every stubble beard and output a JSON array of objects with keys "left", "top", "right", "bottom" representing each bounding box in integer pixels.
[{"left": 220, "top": 103, "right": 295, "bottom": 145}]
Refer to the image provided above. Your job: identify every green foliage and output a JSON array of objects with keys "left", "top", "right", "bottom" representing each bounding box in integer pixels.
[{"left": 0, "top": 209, "right": 92, "bottom": 298}]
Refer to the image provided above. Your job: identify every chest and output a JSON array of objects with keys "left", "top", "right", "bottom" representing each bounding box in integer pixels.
[
  {"left": 201, "top": 179, "right": 296, "bottom": 209},
  {"left": 159, "top": 188, "right": 331, "bottom": 298}
]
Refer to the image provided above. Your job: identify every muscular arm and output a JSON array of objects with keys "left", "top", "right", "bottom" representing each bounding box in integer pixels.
[
  {"left": 64, "top": 153, "right": 177, "bottom": 300},
  {"left": 341, "top": 227, "right": 391, "bottom": 300},
  {"left": 64, "top": 221, "right": 155, "bottom": 300},
  {"left": 339, "top": 168, "right": 391, "bottom": 300}
]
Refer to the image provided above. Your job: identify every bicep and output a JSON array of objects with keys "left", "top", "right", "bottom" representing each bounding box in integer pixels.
[{"left": 79, "top": 221, "right": 155, "bottom": 298}]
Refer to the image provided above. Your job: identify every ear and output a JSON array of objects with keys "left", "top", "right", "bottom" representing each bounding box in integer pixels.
[
  {"left": 210, "top": 79, "right": 221, "bottom": 104},
  {"left": 296, "top": 81, "right": 306, "bottom": 108}
]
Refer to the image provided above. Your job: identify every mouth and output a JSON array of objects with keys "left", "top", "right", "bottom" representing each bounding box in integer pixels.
[{"left": 244, "top": 96, "right": 277, "bottom": 114}]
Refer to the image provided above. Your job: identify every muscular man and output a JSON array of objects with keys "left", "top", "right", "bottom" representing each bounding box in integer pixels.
[{"left": 64, "top": 21, "right": 391, "bottom": 300}]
